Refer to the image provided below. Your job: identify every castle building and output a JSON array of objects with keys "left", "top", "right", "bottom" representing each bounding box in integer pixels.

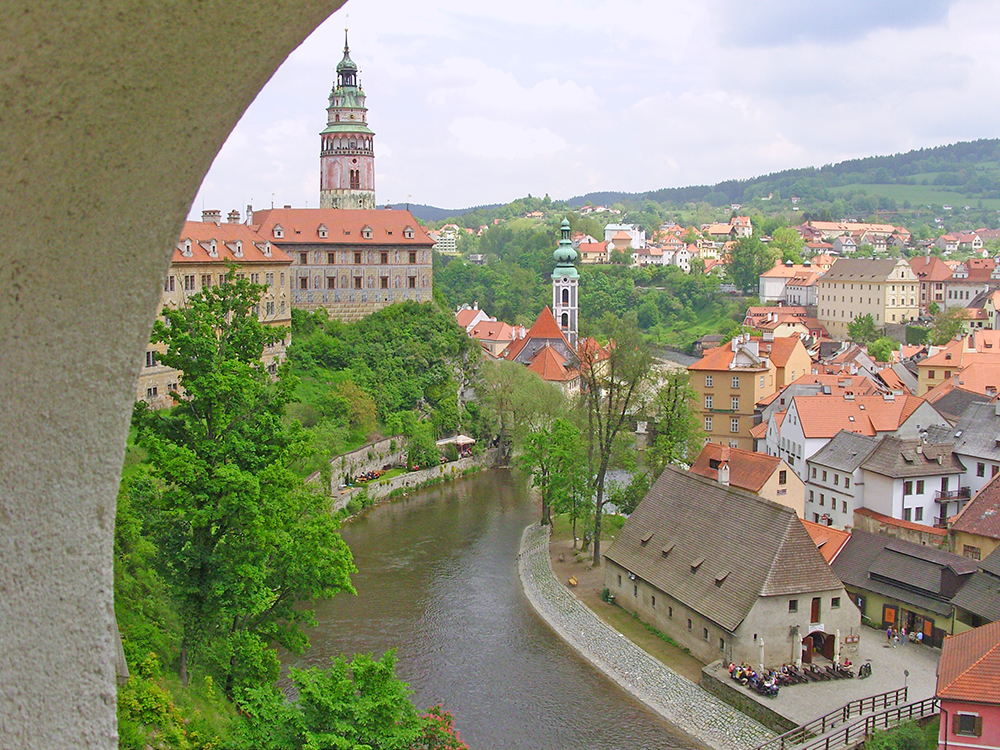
[{"left": 319, "top": 32, "right": 376, "bottom": 210}]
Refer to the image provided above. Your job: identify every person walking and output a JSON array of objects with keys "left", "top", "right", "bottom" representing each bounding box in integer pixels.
[
  {"left": 887, "top": 625, "right": 893, "bottom": 643},
  {"left": 901, "top": 626, "right": 907, "bottom": 645}
]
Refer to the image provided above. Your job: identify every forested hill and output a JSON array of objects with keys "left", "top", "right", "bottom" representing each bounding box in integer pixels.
[{"left": 569, "top": 139, "right": 1000, "bottom": 208}]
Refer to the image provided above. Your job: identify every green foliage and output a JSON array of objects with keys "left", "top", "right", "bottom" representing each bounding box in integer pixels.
[
  {"left": 520, "top": 418, "right": 586, "bottom": 526},
  {"left": 134, "top": 268, "right": 356, "bottom": 696},
  {"left": 930, "top": 306, "right": 966, "bottom": 344},
  {"left": 868, "top": 336, "right": 900, "bottom": 363},
  {"left": 848, "top": 313, "right": 880, "bottom": 344},
  {"left": 863, "top": 720, "right": 937, "bottom": 750},
  {"left": 769, "top": 226, "right": 806, "bottom": 263},
  {"left": 727, "top": 235, "right": 779, "bottom": 294},
  {"left": 646, "top": 370, "right": 703, "bottom": 472},
  {"left": 906, "top": 325, "right": 930, "bottom": 345},
  {"left": 406, "top": 420, "right": 440, "bottom": 469},
  {"left": 479, "top": 358, "right": 566, "bottom": 463}
]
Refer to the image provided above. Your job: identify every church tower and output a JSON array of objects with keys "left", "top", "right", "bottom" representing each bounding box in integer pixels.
[
  {"left": 552, "top": 218, "right": 579, "bottom": 349},
  {"left": 319, "top": 32, "right": 376, "bottom": 210}
]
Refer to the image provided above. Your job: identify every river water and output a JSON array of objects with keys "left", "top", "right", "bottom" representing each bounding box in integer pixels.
[{"left": 284, "top": 470, "right": 699, "bottom": 750}]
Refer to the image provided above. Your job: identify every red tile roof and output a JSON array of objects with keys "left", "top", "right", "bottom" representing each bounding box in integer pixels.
[
  {"left": 801, "top": 521, "right": 851, "bottom": 563},
  {"left": 951, "top": 473, "right": 1000, "bottom": 541},
  {"left": 469, "top": 320, "right": 514, "bottom": 343},
  {"left": 909, "top": 255, "right": 953, "bottom": 282},
  {"left": 175, "top": 221, "right": 291, "bottom": 264},
  {"left": 688, "top": 443, "right": 782, "bottom": 492},
  {"left": 527, "top": 345, "right": 578, "bottom": 382},
  {"left": 765, "top": 337, "right": 806, "bottom": 368},
  {"left": 937, "top": 620, "right": 1000, "bottom": 704},
  {"left": 853, "top": 507, "right": 947, "bottom": 537},
  {"left": 250, "top": 208, "right": 433, "bottom": 246},
  {"left": 792, "top": 393, "right": 925, "bottom": 439},
  {"left": 504, "top": 306, "right": 570, "bottom": 361}
]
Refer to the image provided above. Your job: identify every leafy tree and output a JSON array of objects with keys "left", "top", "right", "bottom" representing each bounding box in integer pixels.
[
  {"left": 868, "top": 336, "right": 900, "bottom": 363},
  {"left": 520, "top": 418, "right": 583, "bottom": 526},
  {"left": 646, "top": 370, "right": 703, "bottom": 472},
  {"left": 407, "top": 420, "right": 440, "bottom": 469},
  {"left": 727, "top": 235, "right": 778, "bottom": 293},
  {"left": 479, "top": 359, "right": 565, "bottom": 464},
  {"left": 769, "top": 226, "right": 806, "bottom": 263},
  {"left": 134, "top": 267, "right": 355, "bottom": 695},
  {"left": 847, "top": 313, "right": 879, "bottom": 344},
  {"left": 930, "top": 306, "right": 965, "bottom": 344},
  {"left": 579, "top": 314, "right": 654, "bottom": 565}
]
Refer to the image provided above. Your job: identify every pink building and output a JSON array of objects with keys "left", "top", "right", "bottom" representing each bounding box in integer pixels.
[{"left": 936, "top": 619, "right": 1000, "bottom": 750}]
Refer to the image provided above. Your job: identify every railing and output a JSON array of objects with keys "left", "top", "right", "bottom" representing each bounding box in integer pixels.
[
  {"left": 935, "top": 488, "right": 971, "bottom": 501},
  {"left": 751, "top": 687, "right": 909, "bottom": 750},
  {"left": 797, "top": 698, "right": 939, "bottom": 750}
]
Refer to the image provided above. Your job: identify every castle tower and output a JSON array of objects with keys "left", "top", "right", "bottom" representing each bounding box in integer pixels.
[
  {"left": 552, "top": 218, "right": 579, "bottom": 349},
  {"left": 319, "top": 31, "right": 376, "bottom": 210}
]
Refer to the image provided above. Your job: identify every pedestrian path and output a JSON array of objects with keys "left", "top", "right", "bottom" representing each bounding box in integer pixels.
[{"left": 518, "top": 523, "right": 775, "bottom": 750}]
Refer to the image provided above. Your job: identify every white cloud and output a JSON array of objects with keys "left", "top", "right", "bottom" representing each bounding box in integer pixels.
[{"left": 448, "top": 116, "right": 569, "bottom": 159}]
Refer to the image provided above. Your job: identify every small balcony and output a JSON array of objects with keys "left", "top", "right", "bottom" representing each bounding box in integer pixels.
[{"left": 935, "top": 487, "right": 971, "bottom": 502}]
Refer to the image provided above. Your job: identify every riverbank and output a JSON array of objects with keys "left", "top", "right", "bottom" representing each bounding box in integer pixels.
[{"left": 518, "top": 523, "right": 774, "bottom": 750}]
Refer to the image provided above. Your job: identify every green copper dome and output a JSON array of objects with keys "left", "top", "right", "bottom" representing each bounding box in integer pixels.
[
  {"left": 551, "top": 218, "right": 579, "bottom": 280},
  {"left": 337, "top": 31, "right": 358, "bottom": 73}
]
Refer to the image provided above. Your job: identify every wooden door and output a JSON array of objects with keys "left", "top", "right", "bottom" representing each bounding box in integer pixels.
[
  {"left": 811, "top": 597, "right": 821, "bottom": 623},
  {"left": 882, "top": 604, "right": 898, "bottom": 628},
  {"left": 801, "top": 636, "right": 813, "bottom": 664}
]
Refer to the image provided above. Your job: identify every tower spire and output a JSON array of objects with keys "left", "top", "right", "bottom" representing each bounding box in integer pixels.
[{"left": 552, "top": 218, "right": 579, "bottom": 349}]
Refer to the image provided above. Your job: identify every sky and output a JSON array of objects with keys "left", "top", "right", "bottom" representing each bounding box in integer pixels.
[{"left": 191, "top": 0, "right": 1000, "bottom": 217}]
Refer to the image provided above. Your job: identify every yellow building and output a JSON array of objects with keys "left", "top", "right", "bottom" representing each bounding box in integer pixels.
[
  {"left": 916, "top": 332, "right": 1000, "bottom": 395},
  {"left": 688, "top": 335, "right": 777, "bottom": 451},
  {"left": 816, "top": 258, "right": 919, "bottom": 338},
  {"left": 137, "top": 215, "right": 292, "bottom": 408}
]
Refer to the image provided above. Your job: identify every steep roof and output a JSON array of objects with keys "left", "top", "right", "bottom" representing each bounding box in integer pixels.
[
  {"left": 909, "top": 255, "right": 953, "bottom": 282},
  {"left": 952, "top": 402, "right": 1000, "bottom": 462},
  {"left": 924, "top": 379, "right": 993, "bottom": 424},
  {"left": 766, "top": 336, "right": 807, "bottom": 368},
  {"left": 504, "top": 305, "right": 570, "bottom": 361},
  {"left": 821, "top": 258, "right": 909, "bottom": 283},
  {"left": 604, "top": 467, "right": 844, "bottom": 632},
  {"left": 251, "top": 208, "right": 434, "bottom": 246},
  {"left": 936, "top": 620, "right": 1000, "bottom": 704},
  {"left": 792, "top": 393, "right": 926, "bottom": 439},
  {"left": 526, "top": 344, "right": 578, "bottom": 382},
  {"left": 175, "top": 221, "right": 292, "bottom": 265},
  {"left": 807, "top": 430, "right": 878, "bottom": 473},
  {"left": 688, "top": 443, "right": 782, "bottom": 493},
  {"left": 802, "top": 521, "right": 851, "bottom": 563},
  {"left": 860, "top": 435, "right": 966, "bottom": 479},
  {"left": 951, "top": 473, "right": 1000, "bottom": 541}
]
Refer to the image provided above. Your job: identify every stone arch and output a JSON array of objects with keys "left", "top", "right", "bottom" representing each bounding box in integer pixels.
[{"left": 0, "top": 2, "right": 350, "bottom": 747}]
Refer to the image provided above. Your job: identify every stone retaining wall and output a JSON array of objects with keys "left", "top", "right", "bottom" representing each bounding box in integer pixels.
[
  {"left": 701, "top": 662, "right": 798, "bottom": 735},
  {"left": 518, "top": 523, "right": 774, "bottom": 750},
  {"left": 306, "top": 436, "right": 408, "bottom": 494}
]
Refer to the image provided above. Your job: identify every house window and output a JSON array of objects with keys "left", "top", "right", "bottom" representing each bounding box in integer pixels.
[
  {"left": 834, "top": 474, "right": 839, "bottom": 486},
  {"left": 703, "top": 627, "right": 709, "bottom": 641},
  {"left": 904, "top": 508, "right": 912, "bottom": 521},
  {"left": 955, "top": 714, "right": 982, "bottom": 737},
  {"left": 832, "top": 597, "right": 840, "bottom": 609},
  {"left": 200, "top": 274, "right": 212, "bottom": 289},
  {"left": 164, "top": 275, "right": 175, "bottom": 292},
  {"left": 842, "top": 501, "right": 847, "bottom": 513},
  {"left": 819, "top": 494, "right": 825, "bottom": 506},
  {"left": 705, "top": 417, "right": 712, "bottom": 431},
  {"left": 408, "top": 276, "right": 416, "bottom": 288},
  {"left": 618, "top": 575, "right": 622, "bottom": 586},
  {"left": 651, "top": 595, "right": 656, "bottom": 608},
  {"left": 719, "top": 638, "right": 725, "bottom": 651},
  {"left": 915, "top": 507, "right": 924, "bottom": 522},
  {"left": 668, "top": 606, "right": 673, "bottom": 618},
  {"left": 822, "top": 470, "right": 827, "bottom": 482},
  {"left": 327, "top": 276, "right": 336, "bottom": 289},
  {"left": 928, "top": 370, "right": 935, "bottom": 379},
  {"left": 731, "top": 376, "right": 740, "bottom": 389},
  {"left": 299, "top": 252, "right": 308, "bottom": 265},
  {"left": 809, "top": 490, "right": 814, "bottom": 502},
  {"left": 327, "top": 252, "right": 336, "bottom": 264},
  {"left": 409, "top": 251, "right": 417, "bottom": 264},
  {"left": 730, "top": 418, "right": 739, "bottom": 433},
  {"left": 705, "top": 395, "right": 713, "bottom": 409},
  {"left": 184, "top": 275, "right": 195, "bottom": 291},
  {"left": 280, "top": 273, "right": 284, "bottom": 286},
  {"left": 760, "top": 376, "right": 765, "bottom": 388},
  {"left": 964, "top": 545, "right": 982, "bottom": 560},
  {"left": 354, "top": 251, "right": 362, "bottom": 264},
  {"left": 380, "top": 276, "right": 389, "bottom": 289},
  {"left": 916, "top": 480, "right": 924, "bottom": 494},
  {"left": 145, "top": 386, "right": 158, "bottom": 399},
  {"left": 978, "top": 462, "right": 986, "bottom": 477},
  {"left": 903, "top": 480, "right": 913, "bottom": 496},
  {"left": 779, "top": 470, "right": 787, "bottom": 485},
  {"left": 145, "top": 351, "right": 157, "bottom": 368},
  {"left": 634, "top": 585, "right": 638, "bottom": 597},
  {"left": 299, "top": 277, "right": 308, "bottom": 290},
  {"left": 845, "top": 477, "right": 850, "bottom": 489},
  {"left": 380, "top": 251, "right": 388, "bottom": 264},
  {"left": 265, "top": 272, "right": 274, "bottom": 285},
  {"left": 812, "top": 467, "right": 817, "bottom": 479},
  {"left": 266, "top": 301, "right": 275, "bottom": 316},
  {"left": 731, "top": 396, "right": 739, "bottom": 411},
  {"left": 353, "top": 277, "right": 362, "bottom": 289},
  {"left": 705, "top": 375, "right": 713, "bottom": 387},
  {"left": 788, "top": 599, "right": 798, "bottom": 613},
  {"left": 687, "top": 619, "right": 692, "bottom": 631}
]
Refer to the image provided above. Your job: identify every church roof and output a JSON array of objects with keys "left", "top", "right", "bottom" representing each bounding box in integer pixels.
[
  {"left": 251, "top": 209, "right": 433, "bottom": 247},
  {"left": 527, "top": 345, "right": 578, "bottom": 382},
  {"left": 504, "top": 306, "right": 571, "bottom": 361}
]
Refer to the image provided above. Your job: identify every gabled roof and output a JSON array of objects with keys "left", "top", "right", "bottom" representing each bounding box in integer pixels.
[
  {"left": 951, "top": 473, "right": 1000, "bottom": 541},
  {"left": 909, "top": 255, "right": 953, "bottom": 282},
  {"left": 604, "top": 467, "right": 844, "bottom": 632},
  {"left": 806, "top": 430, "right": 878, "bottom": 473},
  {"left": 791, "top": 393, "right": 926, "bottom": 439},
  {"left": 860, "top": 436, "right": 965, "bottom": 479},
  {"left": 174, "top": 221, "right": 292, "bottom": 265},
  {"left": 456, "top": 307, "right": 484, "bottom": 328},
  {"left": 251, "top": 208, "right": 433, "bottom": 246},
  {"left": 820, "top": 258, "right": 910, "bottom": 283},
  {"left": 688, "top": 443, "right": 782, "bottom": 493},
  {"left": 952, "top": 401, "right": 1000, "bottom": 462},
  {"left": 765, "top": 336, "right": 807, "bottom": 368},
  {"left": 801, "top": 521, "right": 851, "bottom": 564},
  {"left": 937, "top": 620, "right": 1000, "bottom": 704},
  {"left": 468, "top": 320, "right": 514, "bottom": 343},
  {"left": 526, "top": 344, "right": 578, "bottom": 382},
  {"left": 504, "top": 305, "right": 570, "bottom": 361}
]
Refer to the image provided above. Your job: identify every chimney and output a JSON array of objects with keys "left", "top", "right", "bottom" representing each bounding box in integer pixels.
[
  {"left": 202, "top": 209, "right": 221, "bottom": 226},
  {"left": 227, "top": 209, "right": 241, "bottom": 224},
  {"left": 718, "top": 462, "right": 730, "bottom": 486},
  {"left": 246, "top": 204, "right": 253, "bottom": 225},
  {"left": 916, "top": 443, "right": 922, "bottom": 455}
]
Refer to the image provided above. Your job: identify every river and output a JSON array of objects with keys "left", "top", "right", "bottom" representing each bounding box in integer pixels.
[{"left": 284, "top": 470, "right": 700, "bottom": 750}]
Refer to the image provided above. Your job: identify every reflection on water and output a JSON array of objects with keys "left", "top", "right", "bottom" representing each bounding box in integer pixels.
[{"left": 285, "top": 470, "right": 702, "bottom": 750}]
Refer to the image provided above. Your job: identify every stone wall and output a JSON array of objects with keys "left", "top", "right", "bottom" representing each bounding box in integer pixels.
[
  {"left": 307, "top": 436, "right": 408, "bottom": 494},
  {"left": 852, "top": 511, "right": 947, "bottom": 548},
  {"left": 701, "top": 661, "right": 798, "bottom": 734}
]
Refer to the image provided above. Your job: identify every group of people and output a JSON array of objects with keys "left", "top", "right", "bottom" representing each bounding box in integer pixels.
[
  {"left": 728, "top": 662, "right": 781, "bottom": 695},
  {"left": 886, "top": 625, "right": 923, "bottom": 647},
  {"left": 353, "top": 469, "right": 385, "bottom": 483}
]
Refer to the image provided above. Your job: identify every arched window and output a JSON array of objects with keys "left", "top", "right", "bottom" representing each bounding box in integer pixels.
[
  {"left": 562, "top": 288, "right": 569, "bottom": 304},
  {"left": 335, "top": 114, "right": 340, "bottom": 122},
  {"left": 561, "top": 312, "right": 569, "bottom": 328}
]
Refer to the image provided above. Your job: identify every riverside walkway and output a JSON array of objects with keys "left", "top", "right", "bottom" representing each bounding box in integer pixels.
[{"left": 518, "top": 524, "right": 775, "bottom": 750}]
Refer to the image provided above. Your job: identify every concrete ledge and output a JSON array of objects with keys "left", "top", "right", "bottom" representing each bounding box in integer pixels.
[{"left": 701, "top": 662, "right": 798, "bottom": 735}]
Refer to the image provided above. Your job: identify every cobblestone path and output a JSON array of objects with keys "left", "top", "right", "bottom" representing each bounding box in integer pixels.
[{"left": 518, "top": 523, "right": 775, "bottom": 750}]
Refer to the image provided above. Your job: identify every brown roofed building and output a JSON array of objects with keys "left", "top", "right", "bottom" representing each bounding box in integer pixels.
[
  {"left": 817, "top": 258, "right": 920, "bottom": 337},
  {"left": 909, "top": 255, "right": 952, "bottom": 313},
  {"left": 252, "top": 207, "right": 434, "bottom": 321},
  {"left": 917, "top": 332, "right": 1000, "bottom": 395},
  {"left": 936, "top": 620, "right": 1000, "bottom": 749},
  {"left": 604, "top": 466, "right": 858, "bottom": 666},
  {"left": 951, "top": 474, "right": 1000, "bottom": 563},
  {"left": 689, "top": 443, "right": 804, "bottom": 516}
]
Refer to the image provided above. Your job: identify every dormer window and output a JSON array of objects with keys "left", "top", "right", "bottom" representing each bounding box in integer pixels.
[
  {"left": 182, "top": 239, "right": 192, "bottom": 257},
  {"left": 208, "top": 239, "right": 218, "bottom": 258},
  {"left": 362, "top": 225, "right": 373, "bottom": 240},
  {"left": 262, "top": 241, "right": 272, "bottom": 258},
  {"left": 273, "top": 224, "right": 284, "bottom": 239},
  {"left": 234, "top": 240, "right": 243, "bottom": 258},
  {"left": 318, "top": 224, "right": 328, "bottom": 239}
]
